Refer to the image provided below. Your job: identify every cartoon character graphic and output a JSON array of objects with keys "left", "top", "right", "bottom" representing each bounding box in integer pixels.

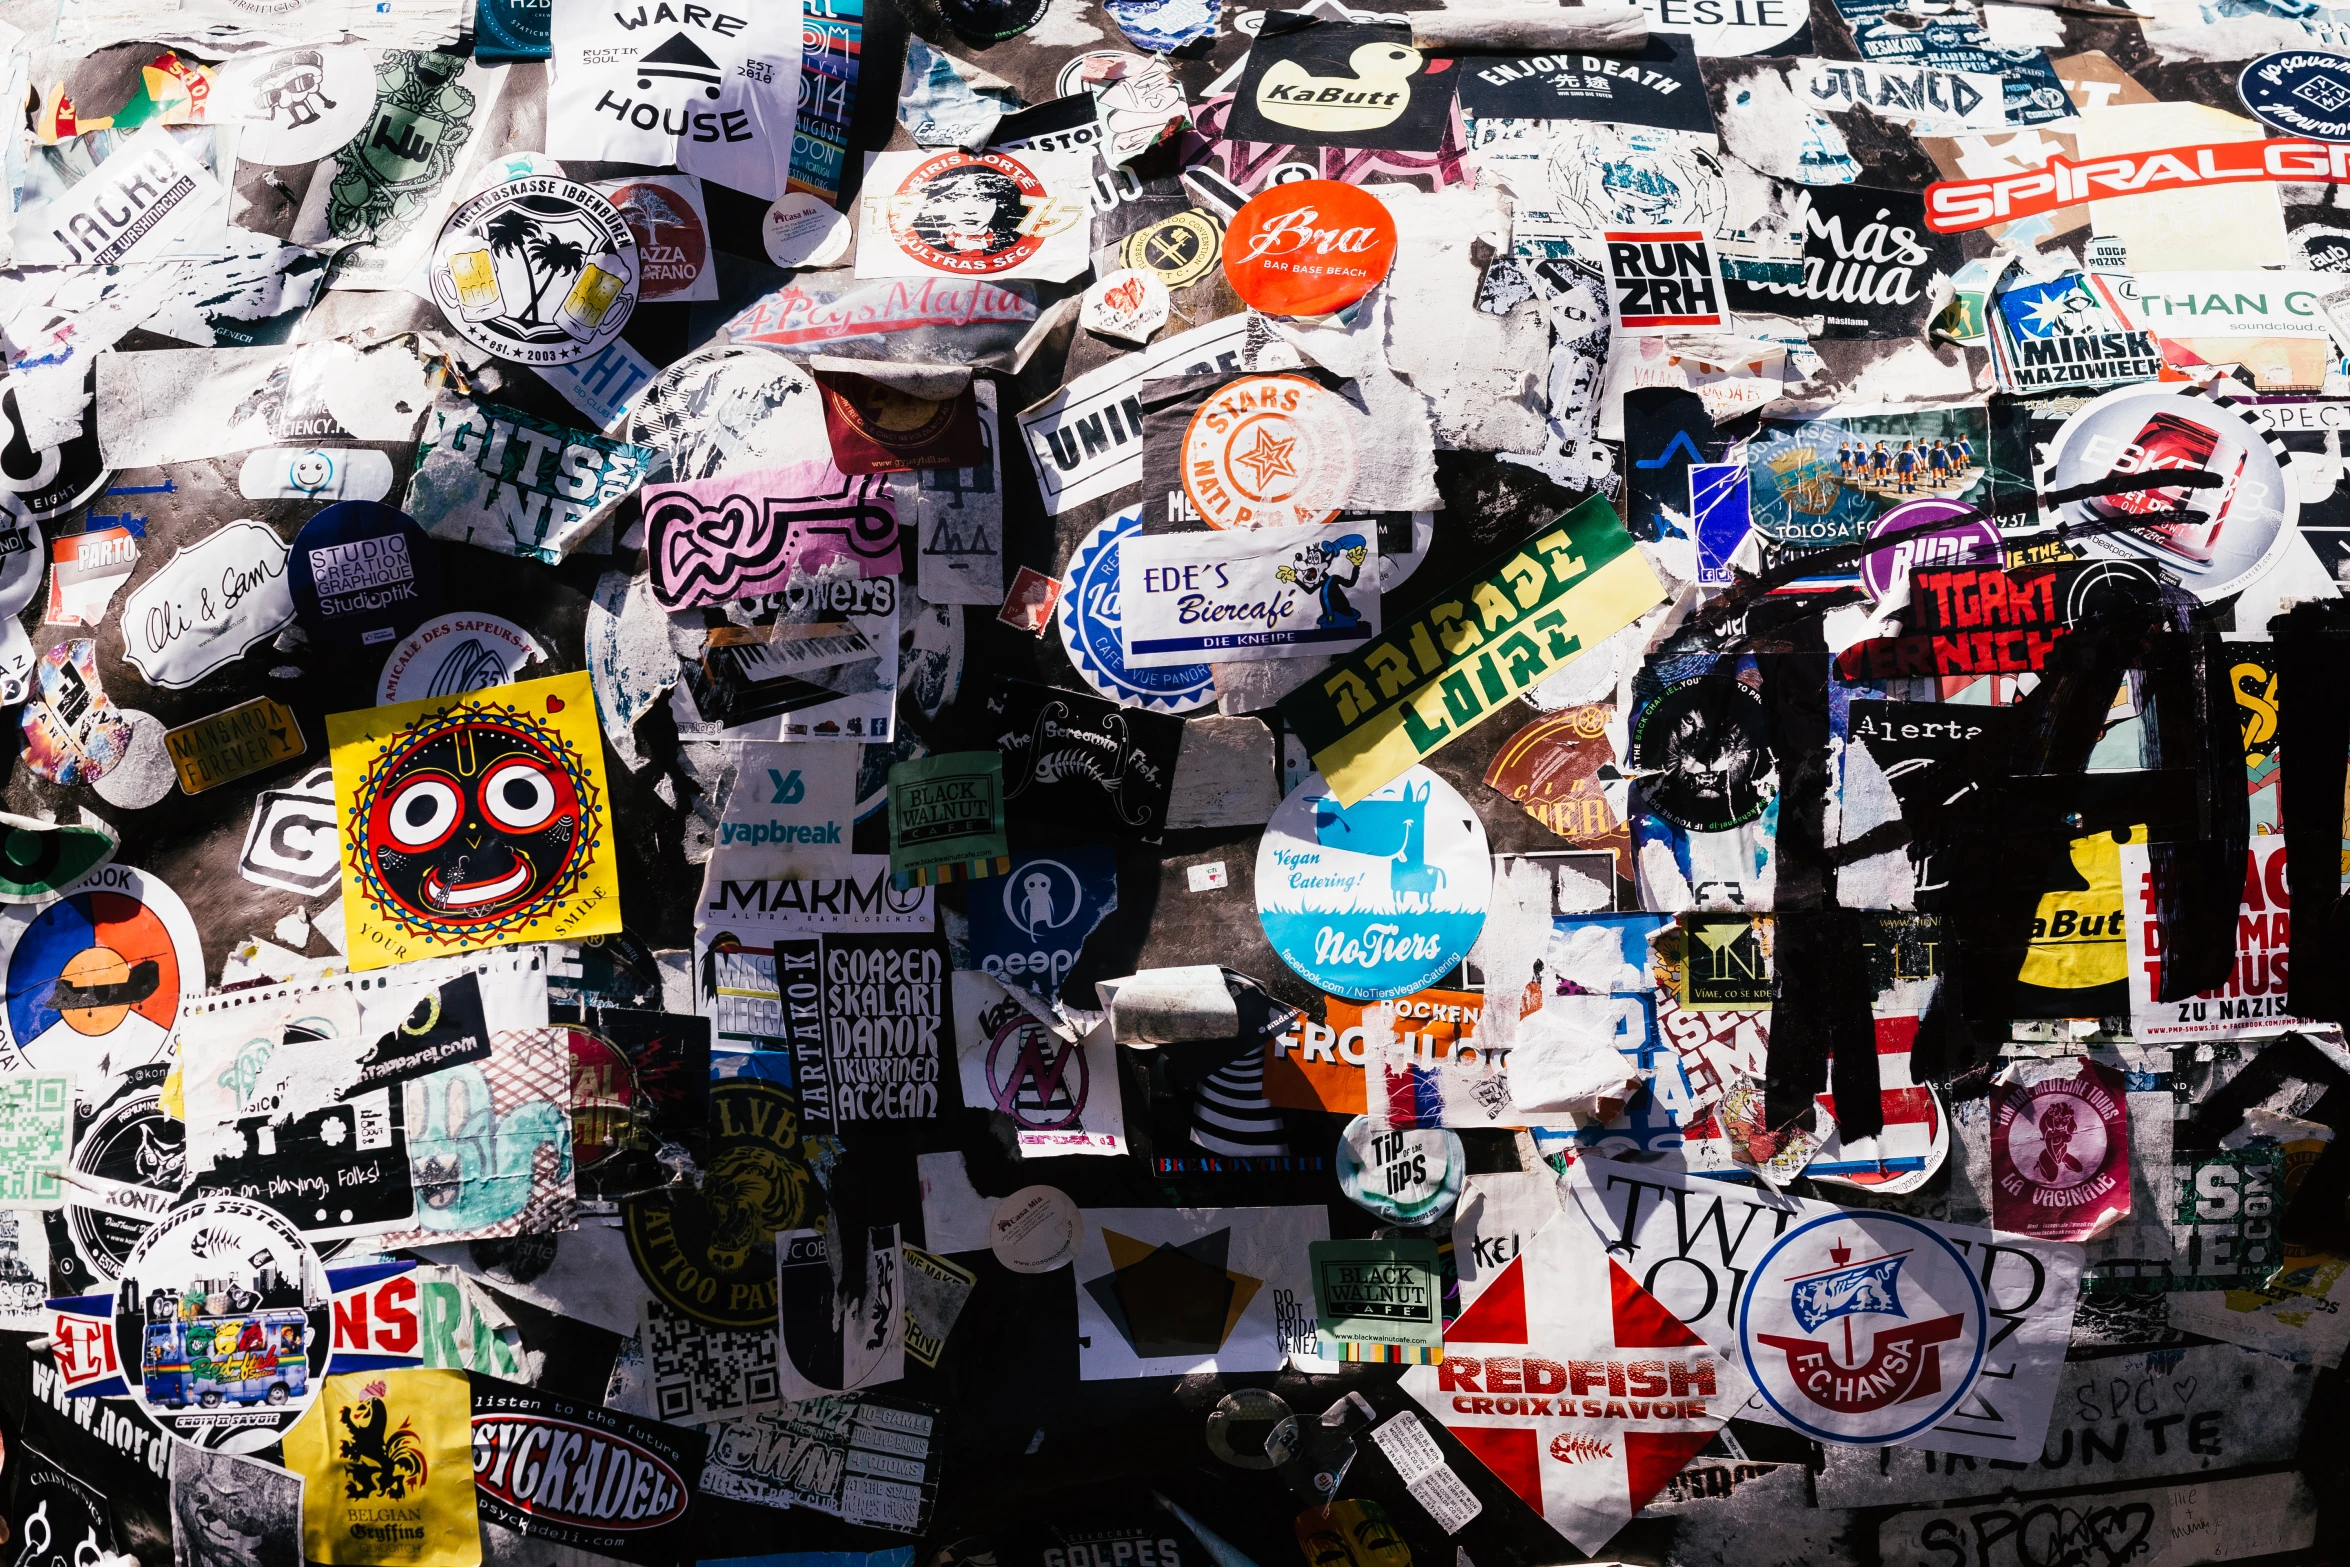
[
  {"left": 1274, "top": 534, "right": 1368, "bottom": 629},
  {"left": 2028, "top": 1097, "right": 2087, "bottom": 1183},
  {"left": 902, "top": 167, "right": 1029, "bottom": 259},
  {"left": 338, "top": 1381, "right": 429, "bottom": 1500}
]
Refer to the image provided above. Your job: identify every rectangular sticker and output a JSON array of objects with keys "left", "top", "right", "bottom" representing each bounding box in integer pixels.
[
  {"left": 165, "top": 697, "right": 305, "bottom": 795},
  {"left": 1118, "top": 523, "right": 1380, "bottom": 665}
]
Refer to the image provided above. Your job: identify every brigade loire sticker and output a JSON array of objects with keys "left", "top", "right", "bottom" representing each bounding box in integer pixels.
[
  {"left": 1256, "top": 767, "right": 1491, "bottom": 1002},
  {"left": 376, "top": 613, "right": 546, "bottom": 706},
  {"left": 1223, "top": 181, "right": 1398, "bottom": 318},
  {"left": 1056, "top": 508, "right": 1216, "bottom": 713},
  {"left": 859, "top": 150, "right": 1088, "bottom": 282},
  {"left": 1179, "top": 376, "right": 1359, "bottom": 531},
  {"left": 429, "top": 176, "right": 640, "bottom": 367},
  {"left": 2239, "top": 50, "right": 2350, "bottom": 142},
  {"left": 1736, "top": 1210, "right": 1987, "bottom": 1446},
  {"left": 113, "top": 1194, "right": 332, "bottom": 1451},
  {"left": 0, "top": 862, "right": 200, "bottom": 1073},
  {"left": 622, "top": 1075, "right": 819, "bottom": 1329},
  {"left": 326, "top": 670, "right": 621, "bottom": 971},
  {"left": 1990, "top": 1058, "right": 2131, "bottom": 1242},
  {"left": 2036, "top": 385, "right": 2295, "bottom": 604}
]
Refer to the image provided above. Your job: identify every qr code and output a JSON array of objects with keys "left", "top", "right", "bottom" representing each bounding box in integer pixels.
[
  {"left": 643, "top": 1297, "right": 779, "bottom": 1424},
  {"left": 0, "top": 1076, "right": 73, "bottom": 1206}
]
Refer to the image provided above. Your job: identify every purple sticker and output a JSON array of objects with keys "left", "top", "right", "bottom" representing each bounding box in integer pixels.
[{"left": 1860, "top": 497, "right": 2001, "bottom": 602}]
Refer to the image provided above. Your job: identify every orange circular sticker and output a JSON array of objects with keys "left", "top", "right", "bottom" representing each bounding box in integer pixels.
[
  {"left": 1180, "top": 374, "right": 1357, "bottom": 529},
  {"left": 1221, "top": 180, "right": 1398, "bottom": 317}
]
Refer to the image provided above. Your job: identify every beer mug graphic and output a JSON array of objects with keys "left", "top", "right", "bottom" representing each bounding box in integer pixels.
[
  {"left": 557, "top": 255, "right": 628, "bottom": 342},
  {"left": 444, "top": 243, "right": 505, "bottom": 321}
]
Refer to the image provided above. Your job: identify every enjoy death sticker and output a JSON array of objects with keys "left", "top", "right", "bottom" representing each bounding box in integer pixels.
[
  {"left": 430, "top": 176, "right": 640, "bottom": 366},
  {"left": 1223, "top": 180, "right": 1398, "bottom": 318},
  {"left": 1181, "top": 375, "right": 1358, "bottom": 529}
]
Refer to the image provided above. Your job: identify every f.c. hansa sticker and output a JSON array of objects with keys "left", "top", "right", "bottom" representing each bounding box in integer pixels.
[{"left": 326, "top": 671, "right": 621, "bottom": 972}]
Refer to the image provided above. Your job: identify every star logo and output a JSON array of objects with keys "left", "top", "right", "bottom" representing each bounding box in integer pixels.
[{"left": 1232, "top": 424, "right": 1300, "bottom": 492}]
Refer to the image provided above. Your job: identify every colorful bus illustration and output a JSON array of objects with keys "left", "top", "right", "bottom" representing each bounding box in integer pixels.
[{"left": 133, "top": 1283, "right": 310, "bottom": 1410}]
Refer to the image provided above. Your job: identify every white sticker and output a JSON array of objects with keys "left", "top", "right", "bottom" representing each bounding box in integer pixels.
[
  {"left": 237, "top": 446, "right": 397, "bottom": 503},
  {"left": 374, "top": 612, "right": 547, "bottom": 705},
  {"left": 1117, "top": 521, "right": 1380, "bottom": 666},
  {"left": 990, "top": 1185, "right": 1080, "bottom": 1273},
  {"left": 1080, "top": 267, "right": 1172, "bottom": 344},
  {"left": 1187, "top": 861, "right": 1227, "bottom": 891},
  {"left": 213, "top": 46, "right": 377, "bottom": 164},
  {"left": 763, "top": 192, "right": 854, "bottom": 268},
  {"left": 707, "top": 741, "right": 859, "bottom": 882},
  {"left": 118, "top": 519, "right": 295, "bottom": 690}
]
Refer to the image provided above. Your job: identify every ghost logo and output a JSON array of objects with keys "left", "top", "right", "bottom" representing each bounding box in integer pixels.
[
  {"left": 338, "top": 1381, "right": 429, "bottom": 1499},
  {"left": 346, "top": 696, "right": 603, "bottom": 943},
  {"left": 255, "top": 50, "right": 337, "bottom": 129},
  {"left": 1007, "top": 859, "right": 1081, "bottom": 939},
  {"left": 1738, "top": 1214, "right": 1986, "bottom": 1444}
]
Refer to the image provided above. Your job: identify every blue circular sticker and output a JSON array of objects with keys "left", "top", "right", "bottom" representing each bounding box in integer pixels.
[
  {"left": 2240, "top": 49, "right": 2350, "bottom": 140},
  {"left": 1056, "top": 507, "right": 1215, "bottom": 712},
  {"left": 1255, "top": 767, "right": 1490, "bottom": 1002},
  {"left": 288, "top": 500, "right": 438, "bottom": 657}
]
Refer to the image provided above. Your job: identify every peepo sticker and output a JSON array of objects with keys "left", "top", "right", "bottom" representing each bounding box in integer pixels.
[
  {"left": 1223, "top": 180, "right": 1398, "bottom": 317},
  {"left": 883, "top": 152, "right": 1081, "bottom": 276}
]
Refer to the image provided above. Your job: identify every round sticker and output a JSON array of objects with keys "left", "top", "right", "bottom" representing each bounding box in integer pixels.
[
  {"left": 2037, "top": 385, "right": 2296, "bottom": 603},
  {"left": 1057, "top": 509, "right": 1217, "bottom": 712},
  {"left": 1255, "top": 767, "right": 1492, "bottom": 1002},
  {"left": 623, "top": 1076, "right": 823, "bottom": 1328},
  {"left": 628, "top": 346, "right": 827, "bottom": 482},
  {"left": 1181, "top": 374, "right": 1358, "bottom": 530},
  {"left": 607, "top": 180, "right": 710, "bottom": 301},
  {"left": 47, "top": 1063, "right": 179, "bottom": 1290},
  {"left": 215, "top": 46, "right": 374, "bottom": 165},
  {"left": 1058, "top": 50, "right": 1151, "bottom": 95},
  {"left": 1122, "top": 210, "right": 1223, "bottom": 289},
  {"left": 1808, "top": 1083, "right": 1950, "bottom": 1195},
  {"left": 1081, "top": 267, "right": 1172, "bottom": 344},
  {"left": 762, "top": 193, "right": 854, "bottom": 269},
  {"left": 1736, "top": 1211, "right": 1987, "bottom": 1446},
  {"left": 430, "top": 176, "right": 639, "bottom": 366},
  {"left": 991, "top": 1185, "right": 1080, "bottom": 1273},
  {"left": 375, "top": 612, "right": 546, "bottom": 705},
  {"left": 288, "top": 501, "right": 438, "bottom": 657},
  {"left": 1859, "top": 498, "right": 2001, "bottom": 602},
  {"left": 1206, "top": 1389, "right": 1299, "bottom": 1469},
  {"left": 1628, "top": 675, "right": 1775, "bottom": 834},
  {"left": 881, "top": 152, "right": 1080, "bottom": 277},
  {"left": 114, "top": 1195, "right": 331, "bottom": 1450},
  {"left": 1223, "top": 180, "right": 1398, "bottom": 318},
  {"left": 1335, "top": 1114, "right": 1465, "bottom": 1224},
  {"left": 2240, "top": 49, "right": 2350, "bottom": 141},
  {"left": 942, "top": 0, "right": 1050, "bottom": 39},
  {"left": 0, "top": 864, "right": 201, "bottom": 1072}
]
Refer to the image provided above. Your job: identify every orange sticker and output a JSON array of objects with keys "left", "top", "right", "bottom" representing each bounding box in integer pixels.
[{"left": 1221, "top": 179, "right": 1397, "bottom": 318}]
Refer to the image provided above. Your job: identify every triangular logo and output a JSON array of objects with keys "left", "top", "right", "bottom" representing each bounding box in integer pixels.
[
  {"left": 1622, "top": 1428, "right": 1716, "bottom": 1510},
  {"left": 1447, "top": 1255, "right": 1528, "bottom": 1343},
  {"left": 1608, "top": 1260, "right": 1705, "bottom": 1349}
]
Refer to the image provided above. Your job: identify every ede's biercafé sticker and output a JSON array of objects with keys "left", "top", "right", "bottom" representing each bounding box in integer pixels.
[
  {"left": 326, "top": 671, "right": 621, "bottom": 971},
  {"left": 1278, "top": 496, "right": 1667, "bottom": 806}
]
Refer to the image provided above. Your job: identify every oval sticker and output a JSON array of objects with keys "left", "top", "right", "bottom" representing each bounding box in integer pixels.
[{"left": 1223, "top": 180, "right": 1397, "bottom": 318}]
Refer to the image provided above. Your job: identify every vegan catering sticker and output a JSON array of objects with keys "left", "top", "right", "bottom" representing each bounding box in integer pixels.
[
  {"left": 1255, "top": 765, "right": 1491, "bottom": 1001},
  {"left": 879, "top": 151, "right": 1081, "bottom": 277},
  {"left": 1056, "top": 508, "right": 1216, "bottom": 712},
  {"left": 430, "top": 176, "right": 640, "bottom": 367},
  {"left": 2239, "top": 49, "right": 2350, "bottom": 141},
  {"left": 1736, "top": 1211, "right": 1987, "bottom": 1445},
  {"left": 1223, "top": 180, "right": 1398, "bottom": 317}
]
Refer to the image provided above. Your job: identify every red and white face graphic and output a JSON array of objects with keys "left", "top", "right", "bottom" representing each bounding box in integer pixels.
[{"left": 364, "top": 717, "right": 584, "bottom": 928}]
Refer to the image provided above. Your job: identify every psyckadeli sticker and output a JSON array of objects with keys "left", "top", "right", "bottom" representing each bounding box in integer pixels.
[
  {"left": 856, "top": 149, "right": 1090, "bottom": 283},
  {"left": 430, "top": 177, "right": 640, "bottom": 367},
  {"left": 326, "top": 671, "right": 622, "bottom": 971},
  {"left": 1990, "top": 1057, "right": 2130, "bottom": 1242},
  {"left": 1223, "top": 180, "right": 1397, "bottom": 318},
  {"left": 1057, "top": 509, "right": 1216, "bottom": 712},
  {"left": 1256, "top": 766, "right": 1490, "bottom": 1002},
  {"left": 1117, "top": 522, "right": 1379, "bottom": 665}
]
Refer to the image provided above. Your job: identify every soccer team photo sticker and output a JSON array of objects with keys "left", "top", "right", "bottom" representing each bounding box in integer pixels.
[
  {"left": 0, "top": 862, "right": 200, "bottom": 1073},
  {"left": 429, "top": 176, "right": 640, "bottom": 367},
  {"left": 858, "top": 150, "right": 1091, "bottom": 283},
  {"left": 111, "top": 1195, "right": 333, "bottom": 1451},
  {"left": 1255, "top": 766, "right": 1491, "bottom": 1002},
  {"left": 1223, "top": 181, "right": 1398, "bottom": 318},
  {"left": 1180, "top": 376, "right": 1359, "bottom": 531},
  {"left": 1736, "top": 1211, "right": 1987, "bottom": 1446},
  {"left": 326, "top": 670, "right": 622, "bottom": 971}
]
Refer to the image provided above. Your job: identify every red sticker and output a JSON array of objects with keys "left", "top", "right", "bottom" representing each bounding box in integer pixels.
[
  {"left": 884, "top": 151, "right": 1063, "bottom": 277},
  {"left": 1221, "top": 179, "right": 1397, "bottom": 318}
]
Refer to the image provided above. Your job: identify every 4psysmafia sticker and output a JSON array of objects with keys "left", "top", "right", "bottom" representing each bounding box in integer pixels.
[{"left": 326, "top": 671, "right": 621, "bottom": 972}]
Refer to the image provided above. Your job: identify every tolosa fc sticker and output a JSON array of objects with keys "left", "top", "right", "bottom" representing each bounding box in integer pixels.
[{"left": 1736, "top": 1211, "right": 1987, "bottom": 1446}]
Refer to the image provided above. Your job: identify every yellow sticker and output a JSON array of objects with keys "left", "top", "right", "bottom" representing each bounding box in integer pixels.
[
  {"left": 281, "top": 1368, "right": 480, "bottom": 1567},
  {"left": 326, "top": 670, "right": 621, "bottom": 972},
  {"left": 165, "top": 696, "right": 305, "bottom": 795}
]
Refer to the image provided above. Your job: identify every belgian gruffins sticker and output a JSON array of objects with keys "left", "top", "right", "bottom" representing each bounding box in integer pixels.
[
  {"left": 855, "top": 150, "right": 1090, "bottom": 284},
  {"left": 1990, "top": 1057, "right": 2131, "bottom": 1242}
]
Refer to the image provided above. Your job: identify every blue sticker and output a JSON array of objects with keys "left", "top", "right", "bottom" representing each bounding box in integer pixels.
[
  {"left": 287, "top": 501, "right": 438, "bottom": 657},
  {"left": 967, "top": 846, "right": 1119, "bottom": 998},
  {"left": 1103, "top": 0, "right": 1220, "bottom": 51},
  {"left": 1691, "top": 462, "right": 1751, "bottom": 585},
  {"left": 2240, "top": 49, "right": 2350, "bottom": 140},
  {"left": 1254, "top": 767, "right": 1491, "bottom": 1003},
  {"left": 1056, "top": 507, "right": 1216, "bottom": 712}
]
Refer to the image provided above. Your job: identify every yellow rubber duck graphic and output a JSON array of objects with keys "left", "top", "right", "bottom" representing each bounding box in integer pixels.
[{"left": 1255, "top": 42, "right": 1424, "bottom": 134}]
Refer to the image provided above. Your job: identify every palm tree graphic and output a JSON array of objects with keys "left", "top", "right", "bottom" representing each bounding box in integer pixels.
[{"left": 477, "top": 208, "right": 589, "bottom": 328}]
